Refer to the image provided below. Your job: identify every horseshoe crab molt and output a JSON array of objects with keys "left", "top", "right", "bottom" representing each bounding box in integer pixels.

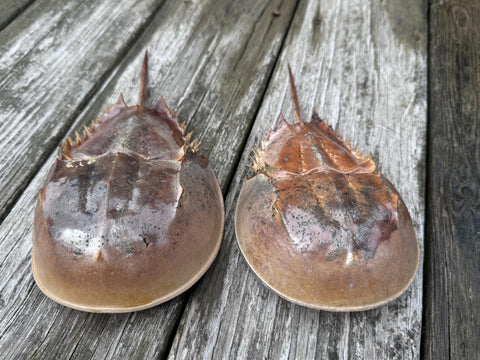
[
  {"left": 235, "top": 68, "right": 419, "bottom": 311},
  {"left": 32, "top": 53, "right": 224, "bottom": 312}
]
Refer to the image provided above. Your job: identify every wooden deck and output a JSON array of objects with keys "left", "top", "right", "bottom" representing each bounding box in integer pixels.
[{"left": 0, "top": 0, "right": 478, "bottom": 358}]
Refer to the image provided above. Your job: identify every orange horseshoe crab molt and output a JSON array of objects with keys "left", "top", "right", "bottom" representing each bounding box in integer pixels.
[
  {"left": 235, "top": 67, "right": 419, "bottom": 311},
  {"left": 32, "top": 52, "right": 224, "bottom": 312}
]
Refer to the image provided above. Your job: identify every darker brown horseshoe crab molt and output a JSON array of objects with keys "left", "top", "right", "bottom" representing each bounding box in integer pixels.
[
  {"left": 32, "top": 52, "right": 224, "bottom": 312},
  {"left": 235, "top": 67, "right": 419, "bottom": 311}
]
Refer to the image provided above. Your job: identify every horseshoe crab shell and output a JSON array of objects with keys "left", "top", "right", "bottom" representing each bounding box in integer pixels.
[
  {"left": 235, "top": 68, "right": 419, "bottom": 311},
  {"left": 32, "top": 53, "right": 224, "bottom": 312}
]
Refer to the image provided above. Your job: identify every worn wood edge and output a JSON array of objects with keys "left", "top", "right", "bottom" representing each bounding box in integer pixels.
[
  {"left": 422, "top": 1, "right": 480, "bottom": 359},
  {"left": 0, "top": 0, "right": 36, "bottom": 32},
  {"left": 168, "top": 0, "right": 427, "bottom": 358},
  {"left": 0, "top": 0, "right": 298, "bottom": 358},
  {"left": 0, "top": 0, "right": 165, "bottom": 222}
]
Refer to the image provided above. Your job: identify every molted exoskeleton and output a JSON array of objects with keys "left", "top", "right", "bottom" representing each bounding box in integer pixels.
[
  {"left": 32, "top": 53, "right": 224, "bottom": 312},
  {"left": 235, "top": 68, "right": 419, "bottom": 311}
]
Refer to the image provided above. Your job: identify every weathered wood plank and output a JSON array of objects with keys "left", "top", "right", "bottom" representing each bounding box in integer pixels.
[
  {"left": 0, "top": 0, "right": 298, "bottom": 358},
  {"left": 168, "top": 0, "right": 426, "bottom": 359},
  {"left": 0, "top": 0, "right": 164, "bottom": 222},
  {"left": 0, "top": 0, "right": 35, "bottom": 32},
  {"left": 423, "top": 1, "right": 480, "bottom": 359}
]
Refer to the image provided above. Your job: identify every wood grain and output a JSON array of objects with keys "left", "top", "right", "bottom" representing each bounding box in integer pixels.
[
  {"left": 0, "top": 0, "right": 164, "bottom": 222},
  {"left": 168, "top": 0, "right": 426, "bottom": 359},
  {"left": 423, "top": 1, "right": 480, "bottom": 359},
  {"left": 0, "top": 0, "right": 297, "bottom": 358},
  {"left": 0, "top": 0, "right": 35, "bottom": 31}
]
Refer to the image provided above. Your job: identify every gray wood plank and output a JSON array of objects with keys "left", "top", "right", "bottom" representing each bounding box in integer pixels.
[
  {"left": 168, "top": 0, "right": 427, "bottom": 359},
  {"left": 0, "top": 0, "right": 298, "bottom": 358},
  {"left": 0, "top": 0, "right": 164, "bottom": 222},
  {"left": 423, "top": 1, "right": 480, "bottom": 359},
  {"left": 0, "top": 0, "right": 35, "bottom": 31}
]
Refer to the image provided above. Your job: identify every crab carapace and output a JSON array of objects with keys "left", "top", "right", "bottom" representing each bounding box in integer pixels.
[
  {"left": 32, "top": 52, "right": 224, "bottom": 312},
  {"left": 235, "top": 67, "right": 419, "bottom": 311}
]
